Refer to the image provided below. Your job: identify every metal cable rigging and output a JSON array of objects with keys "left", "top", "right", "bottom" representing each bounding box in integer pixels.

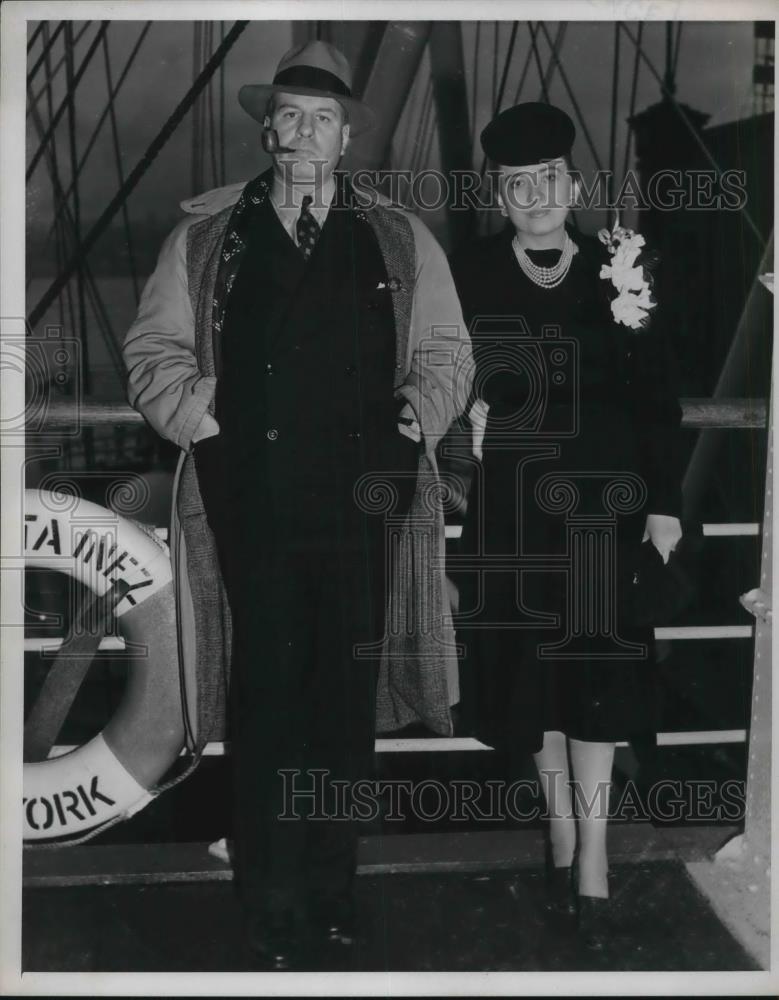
[
  {"left": 219, "top": 22, "right": 226, "bottom": 185},
  {"left": 45, "top": 22, "right": 152, "bottom": 241},
  {"left": 622, "top": 22, "right": 644, "bottom": 183},
  {"left": 608, "top": 23, "right": 621, "bottom": 214},
  {"left": 536, "top": 21, "right": 604, "bottom": 172},
  {"left": 491, "top": 22, "right": 499, "bottom": 108},
  {"left": 27, "top": 21, "right": 66, "bottom": 86},
  {"left": 528, "top": 22, "right": 549, "bottom": 104},
  {"left": 63, "top": 22, "right": 91, "bottom": 407},
  {"left": 618, "top": 21, "right": 765, "bottom": 248},
  {"left": 101, "top": 30, "right": 140, "bottom": 304},
  {"left": 476, "top": 22, "right": 520, "bottom": 183},
  {"left": 40, "top": 21, "right": 75, "bottom": 343},
  {"left": 191, "top": 23, "right": 203, "bottom": 194},
  {"left": 29, "top": 20, "right": 250, "bottom": 330},
  {"left": 27, "top": 82, "right": 143, "bottom": 379},
  {"left": 191, "top": 22, "right": 224, "bottom": 195},
  {"left": 28, "top": 21, "right": 93, "bottom": 112},
  {"left": 28, "top": 21, "right": 148, "bottom": 394},
  {"left": 673, "top": 23, "right": 684, "bottom": 78},
  {"left": 538, "top": 23, "right": 566, "bottom": 99},
  {"left": 470, "top": 22, "right": 481, "bottom": 142},
  {"left": 508, "top": 29, "right": 538, "bottom": 108},
  {"left": 27, "top": 22, "right": 110, "bottom": 182},
  {"left": 207, "top": 23, "right": 219, "bottom": 188},
  {"left": 27, "top": 22, "right": 45, "bottom": 54}
]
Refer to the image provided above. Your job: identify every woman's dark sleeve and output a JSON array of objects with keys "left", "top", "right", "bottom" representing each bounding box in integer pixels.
[
  {"left": 448, "top": 248, "right": 480, "bottom": 415},
  {"left": 448, "top": 245, "right": 527, "bottom": 413},
  {"left": 629, "top": 295, "right": 685, "bottom": 518}
]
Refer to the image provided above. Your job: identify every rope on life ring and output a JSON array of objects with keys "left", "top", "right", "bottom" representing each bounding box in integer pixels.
[{"left": 23, "top": 489, "right": 185, "bottom": 843}]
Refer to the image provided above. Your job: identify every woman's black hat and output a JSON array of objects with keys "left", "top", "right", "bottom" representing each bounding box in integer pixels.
[{"left": 481, "top": 102, "right": 576, "bottom": 165}]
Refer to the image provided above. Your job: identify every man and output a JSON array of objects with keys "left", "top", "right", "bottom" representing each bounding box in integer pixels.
[{"left": 123, "top": 41, "right": 472, "bottom": 969}]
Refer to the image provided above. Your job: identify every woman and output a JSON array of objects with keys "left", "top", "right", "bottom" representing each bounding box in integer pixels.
[{"left": 449, "top": 103, "right": 684, "bottom": 948}]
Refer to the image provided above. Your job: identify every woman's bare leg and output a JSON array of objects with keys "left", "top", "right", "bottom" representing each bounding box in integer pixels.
[
  {"left": 568, "top": 738, "right": 615, "bottom": 898},
  {"left": 533, "top": 730, "right": 576, "bottom": 868}
]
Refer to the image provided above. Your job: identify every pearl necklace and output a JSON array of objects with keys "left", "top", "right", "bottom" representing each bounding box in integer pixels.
[{"left": 512, "top": 234, "right": 578, "bottom": 289}]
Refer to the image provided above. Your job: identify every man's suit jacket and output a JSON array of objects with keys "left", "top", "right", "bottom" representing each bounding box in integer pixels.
[{"left": 123, "top": 172, "right": 474, "bottom": 741}]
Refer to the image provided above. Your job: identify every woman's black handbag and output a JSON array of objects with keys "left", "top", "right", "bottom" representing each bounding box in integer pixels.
[{"left": 620, "top": 523, "right": 703, "bottom": 628}]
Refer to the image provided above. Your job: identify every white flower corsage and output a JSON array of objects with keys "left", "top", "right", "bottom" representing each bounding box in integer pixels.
[{"left": 597, "top": 215, "right": 657, "bottom": 330}]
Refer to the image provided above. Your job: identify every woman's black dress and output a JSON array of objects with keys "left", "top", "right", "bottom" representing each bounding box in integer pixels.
[{"left": 449, "top": 227, "right": 683, "bottom": 753}]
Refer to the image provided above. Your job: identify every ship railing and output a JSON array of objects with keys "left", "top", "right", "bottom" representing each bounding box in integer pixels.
[{"left": 28, "top": 396, "right": 767, "bottom": 756}]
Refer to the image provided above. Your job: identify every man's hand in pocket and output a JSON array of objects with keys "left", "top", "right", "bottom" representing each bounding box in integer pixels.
[{"left": 397, "top": 402, "right": 421, "bottom": 443}]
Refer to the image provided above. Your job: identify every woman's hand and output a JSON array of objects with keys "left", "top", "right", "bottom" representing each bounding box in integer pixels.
[
  {"left": 642, "top": 513, "right": 682, "bottom": 564},
  {"left": 470, "top": 398, "right": 489, "bottom": 459}
]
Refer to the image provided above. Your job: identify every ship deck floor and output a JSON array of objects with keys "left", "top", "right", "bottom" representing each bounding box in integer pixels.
[{"left": 23, "top": 859, "right": 758, "bottom": 974}]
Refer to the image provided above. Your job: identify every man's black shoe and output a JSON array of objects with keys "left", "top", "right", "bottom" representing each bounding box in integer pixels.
[
  {"left": 309, "top": 895, "right": 358, "bottom": 947},
  {"left": 245, "top": 912, "right": 301, "bottom": 971}
]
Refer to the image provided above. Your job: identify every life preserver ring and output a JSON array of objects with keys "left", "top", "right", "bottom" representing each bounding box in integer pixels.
[{"left": 23, "top": 489, "right": 184, "bottom": 841}]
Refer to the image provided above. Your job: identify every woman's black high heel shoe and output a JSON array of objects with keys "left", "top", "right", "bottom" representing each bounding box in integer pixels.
[
  {"left": 576, "top": 895, "right": 611, "bottom": 951},
  {"left": 543, "top": 837, "right": 576, "bottom": 918}
]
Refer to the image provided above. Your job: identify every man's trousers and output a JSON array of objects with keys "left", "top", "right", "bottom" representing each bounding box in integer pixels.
[{"left": 194, "top": 441, "right": 378, "bottom": 923}]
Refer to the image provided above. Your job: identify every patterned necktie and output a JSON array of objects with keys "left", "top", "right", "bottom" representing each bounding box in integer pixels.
[{"left": 295, "top": 195, "right": 321, "bottom": 260}]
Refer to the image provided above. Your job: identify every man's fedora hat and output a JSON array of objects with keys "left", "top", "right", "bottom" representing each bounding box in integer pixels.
[{"left": 238, "top": 40, "right": 375, "bottom": 136}]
